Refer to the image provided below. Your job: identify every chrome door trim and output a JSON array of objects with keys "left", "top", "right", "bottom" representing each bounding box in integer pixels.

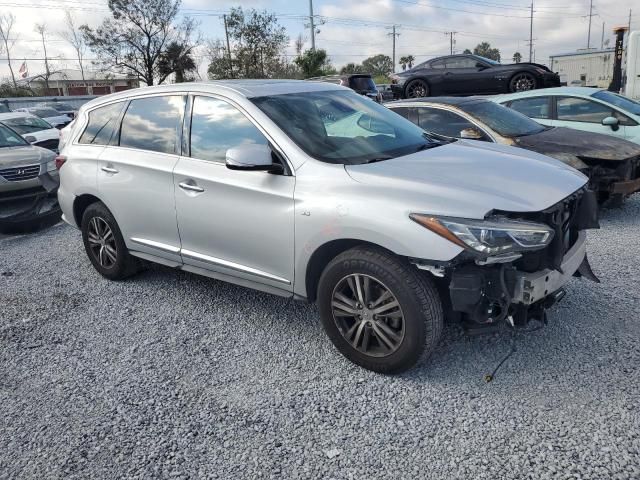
[
  {"left": 180, "top": 248, "right": 291, "bottom": 285},
  {"left": 130, "top": 237, "right": 181, "bottom": 253}
]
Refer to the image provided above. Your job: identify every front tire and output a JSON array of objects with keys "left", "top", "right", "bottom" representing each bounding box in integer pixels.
[
  {"left": 509, "top": 72, "right": 537, "bottom": 92},
  {"left": 81, "top": 202, "right": 139, "bottom": 280},
  {"left": 317, "top": 246, "right": 443, "bottom": 374},
  {"left": 404, "top": 79, "right": 430, "bottom": 98}
]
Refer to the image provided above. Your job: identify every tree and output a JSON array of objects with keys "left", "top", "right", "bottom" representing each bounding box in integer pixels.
[
  {"left": 399, "top": 55, "right": 415, "bottom": 71},
  {"left": 60, "top": 11, "right": 87, "bottom": 82},
  {"left": 216, "top": 7, "right": 288, "bottom": 79},
  {"left": 463, "top": 48, "right": 472, "bottom": 54},
  {"left": 340, "top": 62, "right": 364, "bottom": 74},
  {"left": 473, "top": 42, "right": 501, "bottom": 62},
  {"left": 81, "top": 0, "right": 196, "bottom": 86},
  {"left": 362, "top": 54, "right": 393, "bottom": 77},
  {"left": 34, "top": 24, "right": 54, "bottom": 91},
  {"left": 0, "top": 14, "right": 17, "bottom": 88},
  {"left": 207, "top": 39, "right": 232, "bottom": 79},
  {"left": 512, "top": 52, "right": 522, "bottom": 63},
  {"left": 294, "top": 48, "right": 333, "bottom": 78},
  {"left": 158, "top": 41, "right": 196, "bottom": 83}
]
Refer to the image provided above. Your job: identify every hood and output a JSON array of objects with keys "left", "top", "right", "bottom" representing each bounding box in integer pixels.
[
  {"left": 0, "top": 145, "right": 55, "bottom": 169},
  {"left": 27, "top": 128, "right": 60, "bottom": 143},
  {"left": 507, "top": 62, "right": 552, "bottom": 72},
  {"left": 513, "top": 127, "right": 640, "bottom": 169},
  {"left": 345, "top": 140, "right": 587, "bottom": 219}
]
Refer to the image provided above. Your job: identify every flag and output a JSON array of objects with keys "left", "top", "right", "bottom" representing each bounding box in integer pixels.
[{"left": 19, "top": 61, "right": 28, "bottom": 78}]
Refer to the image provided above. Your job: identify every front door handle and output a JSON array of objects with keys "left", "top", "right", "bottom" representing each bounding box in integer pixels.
[
  {"left": 178, "top": 182, "right": 205, "bottom": 193},
  {"left": 101, "top": 166, "right": 119, "bottom": 174}
]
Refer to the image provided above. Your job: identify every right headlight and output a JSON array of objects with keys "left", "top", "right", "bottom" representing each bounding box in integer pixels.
[{"left": 410, "top": 214, "right": 554, "bottom": 256}]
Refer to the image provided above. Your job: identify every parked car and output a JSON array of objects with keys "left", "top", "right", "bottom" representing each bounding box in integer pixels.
[
  {"left": 14, "top": 106, "right": 72, "bottom": 129},
  {"left": 0, "top": 103, "right": 10, "bottom": 113},
  {"left": 386, "top": 97, "right": 640, "bottom": 205},
  {"left": 307, "top": 74, "right": 382, "bottom": 102},
  {"left": 377, "top": 83, "right": 395, "bottom": 101},
  {"left": 58, "top": 80, "right": 599, "bottom": 373},
  {"left": 0, "top": 112, "right": 60, "bottom": 152},
  {"left": 390, "top": 54, "right": 561, "bottom": 99},
  {"left": 38, "top": 101, "right": 78, "bottom": 119},
  {"left": 0, "top": 123, "right": 60, "bottom": 233},
  {"left": 493, "top": 87, "right": 640, "bottom": 144}
]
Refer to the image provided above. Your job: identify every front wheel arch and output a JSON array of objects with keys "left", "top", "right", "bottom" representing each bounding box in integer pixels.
[{"left": 404, "top": 78, "right": 430, "bottom": 98}]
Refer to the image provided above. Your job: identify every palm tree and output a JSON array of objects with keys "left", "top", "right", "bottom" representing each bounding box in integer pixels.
[
  {"left": 158, "top": 41, "right": 197, "bottom": 83},
  {"left": 399, "top": 55, "right": 415, "bottom": 71},
  {"left": 512, "top": 52, "right": 522, "bottom": 63}
]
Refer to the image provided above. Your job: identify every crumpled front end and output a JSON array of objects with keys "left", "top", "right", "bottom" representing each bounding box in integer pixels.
[{"left": 414, "top": 187, "right": 600, "bottom": 330}]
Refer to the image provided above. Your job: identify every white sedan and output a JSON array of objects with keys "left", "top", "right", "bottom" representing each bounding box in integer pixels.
[
  {"left": 0, "top": 112, "right": 60, "bottom": 152},
  {"left": 493, "top": 87, "right": 640, "bottom": 145}
]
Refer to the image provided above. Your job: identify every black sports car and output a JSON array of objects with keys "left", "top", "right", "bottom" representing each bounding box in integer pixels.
[{"left": 390, "top": 54, "right": 560, "bottom": 99}]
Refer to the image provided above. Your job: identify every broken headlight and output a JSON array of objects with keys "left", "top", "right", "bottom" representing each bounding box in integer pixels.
[{"left": 410, "top": 214, "right": 554, "bottom": 256}]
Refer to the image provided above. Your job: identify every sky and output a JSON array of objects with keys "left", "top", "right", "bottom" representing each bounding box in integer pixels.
[{"left": 1, "top": 0, "right": 638, "bottom": 82}]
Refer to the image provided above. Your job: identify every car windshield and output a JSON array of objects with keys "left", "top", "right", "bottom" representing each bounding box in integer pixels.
[
  {"left": 252, "top": 90, "right": 438, "bottom": 164},
  {"left": 0, "top": 123, "right": 28, "bottom": 147},
  {"left": 460, "top": 100, "right": 546, "bottom": 137},
  {"left": 2, "top": 116, "right": 53, "bottom": 134},
  {"left": 31, "top": 108, "right": 61, "bottom": 118},
  {"left": 592, "top": 90, "right": 640, "bottom": 115},
  {"left": 350, "top": 76, "right": 376, "bottom": 92}
]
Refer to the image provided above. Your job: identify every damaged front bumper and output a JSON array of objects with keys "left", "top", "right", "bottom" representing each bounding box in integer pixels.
[{"left": 0, "top": 172, "right": 61, "bottom": 233}]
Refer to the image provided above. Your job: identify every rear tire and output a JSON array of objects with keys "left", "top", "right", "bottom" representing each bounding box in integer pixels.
[
  {"left": 81, "top": 202, "right": 139, "bottom": 280},
  {"left": 509, "top": 72, "right": 537, "bottom": 92},
  {"left": 404, "top": 79, "right": 430, "bottom": 98},
  {"left": 317, "top": 246, "right": 443, "bottom": 374}
]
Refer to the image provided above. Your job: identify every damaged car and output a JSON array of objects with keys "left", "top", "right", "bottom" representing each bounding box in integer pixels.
[
  {"left": 386, "top": 97, "right": 640, "bottom": 205},
  {"left": 58, "top": 81, "right": 598, "bottom": 373},
  {"left": 0, "top": 123, "right": 61, "bottom": 233}
]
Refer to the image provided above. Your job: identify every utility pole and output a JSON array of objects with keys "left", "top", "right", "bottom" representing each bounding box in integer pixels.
[
  {"left": 601, "top": 22, "right": 605, "bottom": 50},
  {"left": 587, "top": 0, "right": 594, "bottom": 49},
  {"left": 529, "top": 2, "right": 534, "bottom": 62},
  {"left": 309, "top": 0, "right": 316, "bottom": 51},
  {"left": 223, "top": 14, "right": 233, "bottom": 78},
  {"left": 388, "top": 25, "right": 400, "bottom": 70},
  {"left": 444, "top": 32, "right": 457, "bottom": 55}
]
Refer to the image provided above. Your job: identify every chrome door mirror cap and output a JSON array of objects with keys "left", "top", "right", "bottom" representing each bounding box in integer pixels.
[
  {"left": 459, "top": 127, "right": 484, "bottom": 140},
  {"left": 225, "top": 144, "right": 277, "bottom": 172}
]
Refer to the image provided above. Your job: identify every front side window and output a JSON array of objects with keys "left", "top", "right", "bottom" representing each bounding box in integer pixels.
[
  {"left": 508, "top": 97, "right": 551, "bottom": 119},
  {"left": 79, "top": 102, "right": 125, "bottom": 145},
  {"left": 0, "top": 124, "right": 28, "bottom": 147},
  {"left": 119, "top": 96, "right": 184, "bottom": 155},
  {"left": 556, "top": 97, "right": 612, "bottom": 123},
  {"left": 189, "top": 96, "right": 268, "bottom": 163},
  {"left": 252, "top": 90, "right": 436, "bottom": 164},
  {"left": 416, "top": 107, "right": 482, "bottom": 139},
  {"left": 1, "top": 116, "right": 52, "bottom": 134},
  {"left": 461, "top": 100, "right": 546, "bottom": 137},
  {"left": 430, "top": 59, "right": 446, "bottom": 69}
]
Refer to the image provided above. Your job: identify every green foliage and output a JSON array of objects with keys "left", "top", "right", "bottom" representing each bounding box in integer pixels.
[
  {"left": 463, "top": 48, "right": 472, "bottom": 54},
  {"left": 158, "top": 41, "right": 197, "bottom": 83},
  {"left": 361, "top": 54, "right": 393, "bottom": 77},
  {"left": 398, "top": 55, "right": 415, "bottom": 71},
  {"left": 0, "top": 83, "right": 37, "bottom": 97},
  {"left": 512, "top": 52, "right": 522, "bottom": 63},
  {"left": 340, "top": 62, "right": 364, "bottom": 74},
  {"left": 473, "top": 42, "right": 501, "bottom": 62},
  {"left": 294, "top": 49, "right": 334, "bottom": 78}
]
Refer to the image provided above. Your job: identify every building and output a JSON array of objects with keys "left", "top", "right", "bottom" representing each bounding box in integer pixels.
[
  {"left": 19, "top": 69, "right": 140, "bottom": 96},
  {"left": 549, "top": 48, "right": 616, "bottom": 88}
]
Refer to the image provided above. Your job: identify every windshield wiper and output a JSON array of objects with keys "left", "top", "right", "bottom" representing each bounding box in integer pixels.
[{"left": 363, "top": 155, "right": 394, "bottom": 164}]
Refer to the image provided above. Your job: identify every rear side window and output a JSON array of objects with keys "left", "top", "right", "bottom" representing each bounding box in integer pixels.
[
  {"left": 508, "top": 97, "right": 550, "bottom": 119},
  {"left": 189, "top": 96, "right": 268, "bottom": 163},
  {"left": 556, "top": 97, "right": 612, "bottom": 123},
  {"left": 430, "top": 59, "right": 446, "bottom": 69},
  {"left": 79, "top": 102, "right": 125, "bottom": 145},
  {"left": 119, "top": 96, "right": 185, "bottom": 154}
]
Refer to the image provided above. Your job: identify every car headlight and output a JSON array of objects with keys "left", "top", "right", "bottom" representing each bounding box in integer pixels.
[{"left": 409, "top": 214, "right": 554, "bottom": 256}]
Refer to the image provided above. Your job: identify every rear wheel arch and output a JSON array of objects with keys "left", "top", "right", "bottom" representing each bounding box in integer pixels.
[{"left": 73, "top": 194, "right": 102, "bottom": 228}]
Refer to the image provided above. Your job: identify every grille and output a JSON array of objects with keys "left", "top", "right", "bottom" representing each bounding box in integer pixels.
[
  {"left": 34, "top": 139, "right": 60, "bottom": 151},
  {"left": 0, "top": 164, "right": 41, "bottom": 182}
]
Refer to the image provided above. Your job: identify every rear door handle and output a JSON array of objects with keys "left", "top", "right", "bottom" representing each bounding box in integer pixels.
[
  {"left": 101, "top": 166, "right": 119, "bottom": 174},
  {"left": 178, "top": 182, "right": 205, "bottom": 193}
]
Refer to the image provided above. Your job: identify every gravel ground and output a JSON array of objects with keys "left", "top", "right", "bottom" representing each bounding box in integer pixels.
[{"left": 1, "top": 199, "right": 639, "bottom": 480}]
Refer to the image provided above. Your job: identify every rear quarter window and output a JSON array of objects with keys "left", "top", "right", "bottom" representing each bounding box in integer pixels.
[{"left": 78, "top": 102, "right": 125, "bottom": 146}]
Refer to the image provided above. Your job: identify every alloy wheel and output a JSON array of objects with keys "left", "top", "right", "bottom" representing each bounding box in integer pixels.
[
  {"left": 331, "top": 274, "right": 405, "bottom": 358},
  {"left": 87, "top": 216, "right": 117, "bottom": 269},
  {"left": 407, "top": 81, "right": 428, "bottom": 98},
  {"left": 512, "top": 73, "right": 535, "bottom": 91}
]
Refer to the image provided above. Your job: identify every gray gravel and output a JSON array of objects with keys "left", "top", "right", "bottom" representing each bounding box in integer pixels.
[{"left": 1, "top": 198, "right": 640, "bottom": 480}]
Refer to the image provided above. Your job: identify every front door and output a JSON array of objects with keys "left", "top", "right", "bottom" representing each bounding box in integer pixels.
[
  {"left": 554, "top": 96, "right": 628, "bottom": 139},
  {"left": 173, "top": 95, "right": 295, "bottom": 291}
]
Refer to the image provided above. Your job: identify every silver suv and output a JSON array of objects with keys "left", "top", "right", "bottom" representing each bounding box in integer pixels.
[{"left": 57, "top": 80, "right": 599, "bottom": 373}]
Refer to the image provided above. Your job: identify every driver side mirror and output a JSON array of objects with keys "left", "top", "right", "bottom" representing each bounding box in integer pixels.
[
  {"left": 601, "top": 116, "right": 619, "bottom": 131},
  {"left": 24, "top": 135, "right": 37, "bottom": 143},
  {"left": 225, "top": 144, "right": 283, "bottom": 174},
  {"left": 459, "top": 127, "right": 484, "bottom": 140}
]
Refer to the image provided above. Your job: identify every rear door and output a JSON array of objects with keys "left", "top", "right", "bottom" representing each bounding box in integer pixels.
[
  {"left": 553, "top": 96, "right": 628, "bottom": 139},
  {"left": 97, "top": 94, "right": 185, "bottom": 263},
  {"left": 172, "top": 94, "right": 295, "bottom": 291},
  {"left": 505, "top": 96, "right": 553, "bottom": 127}
]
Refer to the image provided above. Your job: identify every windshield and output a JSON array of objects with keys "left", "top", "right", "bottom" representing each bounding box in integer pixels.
[
  {"left": 2, "top": 116, "right": 53, "bottom": 134},
  {"left": 461, "top": 101, "right": 546, "bottom": 137},
  {"left": 31, "top": 108, "right": 61, "bottom": 118},
  {"left": 252, "top": 90, "right": 438, "bottom": 164},
  {"left": 592, "top": 90, "right": 640, "bottom": 115},
  {"left": 0, "top": 124, "right": 28, "bottom": 147},
  {"left": 350, "top": 76, "right": 376, "bottom": 92}
]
